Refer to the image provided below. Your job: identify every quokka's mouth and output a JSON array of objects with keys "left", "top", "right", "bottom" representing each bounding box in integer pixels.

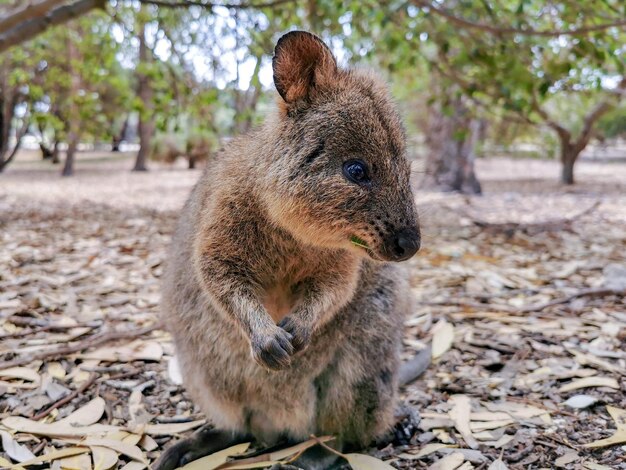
[
  {"left": 350, "top": 235, "right": 384, "bottom": 261},
  {"left": 350, "top": 235, "right": 369, "bottom": 250}
]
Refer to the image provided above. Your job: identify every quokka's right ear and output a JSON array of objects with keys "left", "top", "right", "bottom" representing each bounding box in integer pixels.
[{"left": 272, "top": 31, "right": 338, "bottom": 105}]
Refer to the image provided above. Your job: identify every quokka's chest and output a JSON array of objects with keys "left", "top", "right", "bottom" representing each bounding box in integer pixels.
[{"left": 258, "top": 258, "right": 313, "bottom": 323}]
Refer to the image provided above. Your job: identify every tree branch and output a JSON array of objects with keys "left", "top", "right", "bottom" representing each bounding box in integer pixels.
[
  {"left": 412, "top": 0, "right": 626, "bottom": 37},
  {"left": 0, "top": 0, "right": 67, "bottom": 34},
  {"left": 529, "top": 93, "right": 572, "bottom": 143},
  {"left": 0, "top": 0, "right": 106, "bottom": 53},
  {"left": 1, "top": 106, "right": 30, "bottom": 170},
  {"left": 429, "top": 56, "right": 537, "bottom": 127},
  {"left": 573, "top": 77, "right": 626, "bottom": 153},
  {"left": 138, "top": 0, "right": 296, "bottom": 9}
]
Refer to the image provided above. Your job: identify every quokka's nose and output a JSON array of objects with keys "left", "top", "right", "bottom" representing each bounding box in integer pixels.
[{"left": 385, "top": 228, "right": 420, "bottom": 262}]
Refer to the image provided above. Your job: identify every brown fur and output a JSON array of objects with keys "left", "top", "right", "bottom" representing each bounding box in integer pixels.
[{"left": 158, "top": 31, "right": 420, "bottom": 469}]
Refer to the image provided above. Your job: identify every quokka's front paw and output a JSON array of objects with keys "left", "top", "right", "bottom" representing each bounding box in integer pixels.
[
  {"left": 251, "top": 326, "right": 295, "bottom": 370},
  {"left": 278, "top": 316, "right": 312, "bottom": 353}
]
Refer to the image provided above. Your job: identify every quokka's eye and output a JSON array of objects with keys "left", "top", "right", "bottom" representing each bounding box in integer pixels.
[{"left": 343, "top": 160, "right": 370, "bottom": 184}]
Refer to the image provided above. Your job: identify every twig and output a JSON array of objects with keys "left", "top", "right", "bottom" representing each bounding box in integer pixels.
[
  {"left": 155, "top": 415, "right": 204, "bottom": 423},
  {"left": 412, "top": 0, "right": 626, "bottom": 37},
  {"left": 451, "top": 200, "right": 601, "bottom": 236},
  {"left": 0, "top": 323, "right": 161, "bottom": 369},
  {"left": 518, "top": 288, "right": 625, "bottom": 313},
  {"left": 421, "top": 299, "right": 517, "bottom": 313},
  {"left": 31, "top": 373, "right": 98, "bottom": 420},
  {"left": 98, "top": 368, "right": 142, "bottom": 382},
  {"left": 0, "top": 321, "right": 100, "bottom": 341},
  {"left": 139, "top": 0, "right": 294, "bottom": 9},
  {"left": 422, "top": 287, "right": 624, "bottom": 315}
]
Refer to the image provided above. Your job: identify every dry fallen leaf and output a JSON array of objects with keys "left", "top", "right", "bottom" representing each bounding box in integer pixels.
[
  {"left": 8, "top": 446, "right": 89, "bottom": 468},
  {"left": 269, "top": 436, "right": 334, "bottom": 461},
  {"left": 584, "top": 406, "right": 626, "bottom": 448},
  {"left": 558, "top": 377, "right": 619, "bottom": 393},
  {"left": 82, "top": 438, "right": 147, "bottom": 464},
  {"left": 0, "top": 367, "right": 41, "bottom": 389},
  {"left": 583, "top": 462, "right": 614, "bottom": 470},
  {"left": 57, "top": 452, "right": 92, "bottom": 470},
  {"left": 81, "top": 340, "right": 163, "bottom": 362},
  {"left": 0, "top": 456, "right": 14, "bottom": 469},
  {"left": 449, "top": 395, "right": 478, "bottom": 449},
  {"left": 179, "top": 443, "right": 250, "bottom": 470},
  {"left": 562, "top": 395, "right": 599, "bottom": 409},
  {"left": 0, "top": 430, "right": 36, "bottom": 463},
  {"left": 167, "top": 355, "right": 183, "bottom": 385},
  {"left": 221, "top": 463, "right": 282, "bottom": 470},
  {"left": 2, "top": 416, "right": 116, "bottom": 438},
  {"left": 57, "top": 397, "right": 106, "bottom": 426},
  {"left": 428, "top": 452, "right": 465, "bottom": 470},
  {"left": 91, "top": 445, "right": 119, "bottom": 470},
  {"left": 488, "top": 458, "right": 509, "bottom": 470},
  {"left": 47, "top": 362, "right": 67, "bottom": 379},
  {"left": 343, "top": 453, "right": 396, "bottom": 470},
  {"left": 470, "top": 419, "right": 515, "bottom": 432},
  {"left": 554, "top": 451, "right": 579, "bottom": 467},
  {"left": 138, "top": 434, "right": 158, "bottom": 452},
  {"left": 119, "top": 461, "right": 147, "bottom": 470},
  {"left": 431, "top": 320, "right": 454, "bottom": 359},
  {"left": 413, "top": 443, "right": 458, "bottom": 459},
  {"left": 142, "top": 420, "right": 206, "bottom": 436}
]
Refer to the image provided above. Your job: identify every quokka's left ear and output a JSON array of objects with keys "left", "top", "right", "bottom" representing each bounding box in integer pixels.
[{"left": 272, "top": 30, "right": 338, "bottom": 105}]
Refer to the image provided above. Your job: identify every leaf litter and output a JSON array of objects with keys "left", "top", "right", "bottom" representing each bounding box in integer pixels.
[{"left": 1, "top": 157, "right": 625, "bottom": 468}]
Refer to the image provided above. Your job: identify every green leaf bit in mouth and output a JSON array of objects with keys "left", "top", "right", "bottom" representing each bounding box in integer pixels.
[{"left": 350, "top": 235, "right": 369, "bottom": 249}]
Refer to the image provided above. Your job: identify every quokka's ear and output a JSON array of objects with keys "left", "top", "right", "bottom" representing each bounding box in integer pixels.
[{"left": 272, "top": 31, "right": 338, "bottom": 105}]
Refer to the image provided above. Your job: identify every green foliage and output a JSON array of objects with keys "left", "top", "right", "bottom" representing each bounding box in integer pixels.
[
  {"left": 2, "top": 0, "right": 624, "bottom": 177},
  {"left": 597, "top": 105, "right": 626, "bottom": 139}
]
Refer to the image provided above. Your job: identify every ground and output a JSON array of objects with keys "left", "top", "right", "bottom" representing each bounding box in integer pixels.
[{"left": 0, "top": 151, "right": 625, "bottom": 470}]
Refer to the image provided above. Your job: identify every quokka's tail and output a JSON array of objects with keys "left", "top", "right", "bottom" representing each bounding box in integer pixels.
[{"left": 398, "top": 346, "right": 431, "bottom": 386}]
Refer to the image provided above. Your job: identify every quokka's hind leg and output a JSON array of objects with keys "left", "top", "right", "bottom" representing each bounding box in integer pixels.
[{"left": 153, "top": 425, "right": 252, "bottom": 470}]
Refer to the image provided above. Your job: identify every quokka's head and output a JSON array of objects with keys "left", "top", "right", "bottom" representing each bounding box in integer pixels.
[{"left": 261, "top": 31, "right": 420, "bottom": 262}]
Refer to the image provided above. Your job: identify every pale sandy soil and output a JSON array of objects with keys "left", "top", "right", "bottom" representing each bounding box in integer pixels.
[{"left": 2, "top": 150, "right": 625, "bottom": 222}]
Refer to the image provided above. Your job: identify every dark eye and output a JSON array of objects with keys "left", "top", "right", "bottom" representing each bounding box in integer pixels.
[{"left": 343, "top": 160, "right": 370, "bottom": 184}]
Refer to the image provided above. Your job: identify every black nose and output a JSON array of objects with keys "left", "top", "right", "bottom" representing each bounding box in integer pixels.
[{"left": 385, "top": 228, "right": 420, "bottom": 262}]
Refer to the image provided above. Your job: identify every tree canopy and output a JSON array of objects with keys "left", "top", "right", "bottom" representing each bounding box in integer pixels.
[{"left": 0, "top": 0, "right": 624, "bottom": 182}]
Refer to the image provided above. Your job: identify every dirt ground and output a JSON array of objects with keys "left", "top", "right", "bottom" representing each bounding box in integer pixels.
[{"left": 1, "top": 151, "right": 625, "bottom": 469}]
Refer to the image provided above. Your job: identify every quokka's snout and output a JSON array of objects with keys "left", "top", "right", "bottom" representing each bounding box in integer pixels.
[{"left": 383, "top": 227, "right": 421, "bottom": 262}]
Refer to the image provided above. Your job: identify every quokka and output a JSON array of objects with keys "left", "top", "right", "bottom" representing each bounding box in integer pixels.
[{"left": 156, "top": 30, "right": 422, "bottom": 470}]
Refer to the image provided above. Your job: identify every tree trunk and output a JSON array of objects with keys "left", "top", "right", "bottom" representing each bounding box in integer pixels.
[
  {"left": 52, "top": 140, "right": 60, "bottom": 164},
  {"left": 560, "top": 142, "right": 578, "bottom": 185},
  {"left": 112, "top": 115, "right": 128, "bottom": 152},
  {"left": 0, "top": 86, "right": 11, "bottom": 171},
  {"left": 188, "top": 155, "right": 196, "bottom": 169},
  {"left": 40, "top": 142, "right": 53, "bottom": 159},
  {"left": 423, "top": 96, "right": 482, "bottom": 194},
  {"left": 0, "top": 95, "right": 27, "bottom": 173},
  {"left": 133, "top": 17, "right": 152, "bottom": 172},
  {"left": 62, "top": 31, "right": 81, "bottom": 177},
  {"left": 62, "top": 138, "right": 77, "bottom": 176}
]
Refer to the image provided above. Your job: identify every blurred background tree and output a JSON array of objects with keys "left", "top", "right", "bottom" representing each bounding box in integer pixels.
[{"left": 0, "top": 0, "right": 624, "bottom": 184}]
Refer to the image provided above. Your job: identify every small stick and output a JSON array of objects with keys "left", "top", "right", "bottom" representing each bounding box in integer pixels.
[
  {"left": 518, "top": 288, "right": 625, "bottom": 313},
  {"left": 0, "top": 322, "right": 100, "bottom": 341},
  {"left": 31, "top": 373, "right": 98, "bottom": 421},
  {"left": 0, "top": 323, "right": 161, "bottom": 369}
]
